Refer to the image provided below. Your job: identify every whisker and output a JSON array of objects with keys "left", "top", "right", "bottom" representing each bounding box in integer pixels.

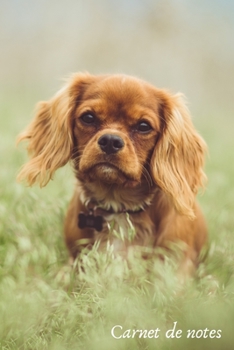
[
  {"left": 142, "top": 165, "right": 154, "bottom": 188},
  {"left": 72, "top": 150, "right": 81, "bottom": 159}
]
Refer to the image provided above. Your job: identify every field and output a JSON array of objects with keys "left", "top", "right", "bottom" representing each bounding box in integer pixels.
[{"left": 0, "top": 90, "right": 234, "bottom": 350}]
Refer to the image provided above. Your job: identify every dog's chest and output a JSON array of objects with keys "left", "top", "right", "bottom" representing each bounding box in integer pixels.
[{"left": 93, "top": 212, "right": 155, "bottom": 255}]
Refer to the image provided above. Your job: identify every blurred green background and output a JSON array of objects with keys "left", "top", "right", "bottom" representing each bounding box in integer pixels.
[
  {"left": 1, "top": 0, "right": 234, "bottom": 114},
  {"left": 0, "top": 1, "right": 234, "bottom": 349}
]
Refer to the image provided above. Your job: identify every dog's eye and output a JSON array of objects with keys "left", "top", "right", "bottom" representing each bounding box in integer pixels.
[
  {"left": 81, "top": 113, "right": 96, "bottom": 124},
  {"left": 136, "top": 121, "right": 152, "bottom": 133}
]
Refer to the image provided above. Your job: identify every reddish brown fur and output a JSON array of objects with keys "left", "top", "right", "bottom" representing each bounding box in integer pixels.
[{"left": 17, "top": 73, "right": 207, "bottom": 274}]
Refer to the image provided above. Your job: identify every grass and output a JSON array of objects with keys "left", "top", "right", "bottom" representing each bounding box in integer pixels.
[{"left": 0, "top": 91, "right": 234, "bottom": 350}]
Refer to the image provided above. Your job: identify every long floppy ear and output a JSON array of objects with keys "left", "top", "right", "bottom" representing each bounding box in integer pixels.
[
  {"left": 17, "top": 73, "right": 93, "bottom": 186},
  {"left": 151, "top": 92, "right": 207, "bottom": 219}
]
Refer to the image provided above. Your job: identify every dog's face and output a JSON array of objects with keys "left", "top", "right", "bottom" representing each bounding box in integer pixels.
[
  {"left": 73, "top": 75, "right": 161, "bottom": 188},
  {"left": 17, "top": 73, "right": 206, "bottom": 218}
]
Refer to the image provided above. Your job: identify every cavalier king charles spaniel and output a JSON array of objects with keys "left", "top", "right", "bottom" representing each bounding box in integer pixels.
[{"left": 17, "top": 73, "right": 207, "bottom": 274}]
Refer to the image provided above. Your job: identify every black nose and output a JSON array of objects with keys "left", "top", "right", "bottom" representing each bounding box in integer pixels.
[{"left": 98, "top": 134, "right": 124, "bottom": 155}]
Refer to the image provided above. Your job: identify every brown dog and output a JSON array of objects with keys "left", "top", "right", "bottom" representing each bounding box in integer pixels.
[{"left": 17, "top": 73, "right": 207, "bottom": 273}]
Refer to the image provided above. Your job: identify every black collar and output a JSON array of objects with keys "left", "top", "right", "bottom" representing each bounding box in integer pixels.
[
  {"left": 94, "top": 206, "right": 144, "bottom": 215},
  {"left": 78, "top": 204, "right": 145, "bottom": 232}
]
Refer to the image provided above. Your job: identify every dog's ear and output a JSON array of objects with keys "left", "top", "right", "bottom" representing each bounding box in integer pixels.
[
  {"left": 17, "top": 73, "right": 94, "bottom": 186},
  {"left": 150, "top": 91, "right": 207, "bottom": 219}
]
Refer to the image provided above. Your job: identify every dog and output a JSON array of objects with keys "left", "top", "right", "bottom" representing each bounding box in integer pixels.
[{"left": 17, "top": 73, "right": 207, "bottom": 274}]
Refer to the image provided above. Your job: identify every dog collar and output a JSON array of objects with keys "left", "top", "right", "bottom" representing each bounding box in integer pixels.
[
  {"left": 78, "top": 205, "right": 144, "bottom": 232},
  {"left": 94, "top": 206, "right": 144, "bottom": 215}
]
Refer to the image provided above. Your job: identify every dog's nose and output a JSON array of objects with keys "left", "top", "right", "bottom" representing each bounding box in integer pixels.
[{"left": 98, "top": 134, "right": 124, "bottom": 155}]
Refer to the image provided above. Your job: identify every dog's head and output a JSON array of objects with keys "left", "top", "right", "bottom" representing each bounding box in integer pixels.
[{"left": 17, "top": 73, "right": 206, "bottom": 218}]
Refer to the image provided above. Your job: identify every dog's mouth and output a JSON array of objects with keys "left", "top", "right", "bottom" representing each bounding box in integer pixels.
[
  {"left": 93, "top": 162, "right": 121, "bottom": 172},
  {"left": 83, "top": 162, "right": 139, "bottom": 187},
  {"left": 92, "top": 162, "right": 129, "bottom": 180}
]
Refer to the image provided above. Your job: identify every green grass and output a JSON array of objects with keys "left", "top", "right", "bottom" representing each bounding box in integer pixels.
[{"left": 0, "top": 92, "right": 234, "bottom": 350}]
